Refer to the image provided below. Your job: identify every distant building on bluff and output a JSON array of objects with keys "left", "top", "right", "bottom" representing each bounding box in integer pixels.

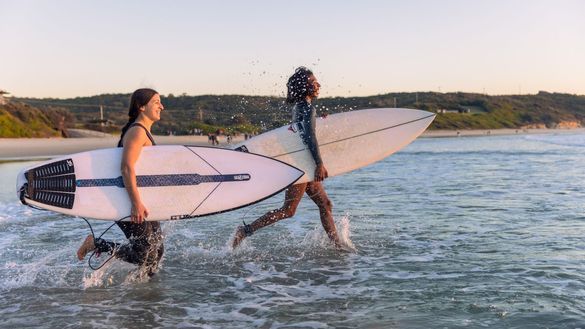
[{"left": 0, "top": 90, "right": 9, "bottom": 105}]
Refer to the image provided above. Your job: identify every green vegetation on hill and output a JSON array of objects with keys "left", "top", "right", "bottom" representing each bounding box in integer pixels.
[
  {"left": 18, "top": 94, "right": 289, "bottom": 135},
  {"left": 317, "top": 91, "right": 585, "bottom": 130},
  {"left": 0, "top": 102, "right": 72, "bottom": 138},
  {"left": 12, "top": 91, "right": 585, "bottom": 137}
]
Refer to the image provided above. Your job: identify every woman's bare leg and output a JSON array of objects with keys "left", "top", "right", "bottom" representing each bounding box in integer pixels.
[
  {"left": 306, "top": 182, "right": 340, "bottom": 247},
  {"left": 232, "top": 183, "right": 307, "bottom": 248}
]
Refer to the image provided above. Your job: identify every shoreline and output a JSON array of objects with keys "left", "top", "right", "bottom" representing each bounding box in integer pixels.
[
  {"left": 421, "top": 127, "right": 585, "bottom": 138},
  {"left": 2, "top": 128, "right": 584, "bottom": 161},
  {"left": 0, "top": 135, "right": 244, "bottom": 162}
]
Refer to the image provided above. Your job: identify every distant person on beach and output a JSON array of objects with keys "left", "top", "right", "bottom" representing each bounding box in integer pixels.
[
  {"left": 231, "top": 67, "right": 341, "bottom": 249},
  {"left": 77, "top": 88, "right": 165, "bottom": 276}
]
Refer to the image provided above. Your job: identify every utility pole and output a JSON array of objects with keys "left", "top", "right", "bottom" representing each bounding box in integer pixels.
[
  {"left": 100, "top": 105, "right": 104, "bottom": 126},
  {"left": 198, "top": 108, "right": 203, "bottom": 122}
]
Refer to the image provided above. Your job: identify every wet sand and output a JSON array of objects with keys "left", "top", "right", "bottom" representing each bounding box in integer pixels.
[
  {"left": 0, "top": 135, "right": 244, "bottom": 161},
  {"left": 422, "top": 128, "right": 585, "bottom": 138}
]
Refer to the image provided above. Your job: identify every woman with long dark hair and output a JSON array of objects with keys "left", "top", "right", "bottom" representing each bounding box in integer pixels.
[
  {"left": 77, "top": 88, "right": 165, "bottom": 276},
  {"left": 231, "top": 67, "right": 340, "bottom": 248}
]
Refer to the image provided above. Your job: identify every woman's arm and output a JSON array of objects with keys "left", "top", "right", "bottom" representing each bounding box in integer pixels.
[
  {"left": 300, "top": 103, "right": 328, "bottom": 181},
  {"left": 121, "top": 127, "right": 149, "bottom": 223}
]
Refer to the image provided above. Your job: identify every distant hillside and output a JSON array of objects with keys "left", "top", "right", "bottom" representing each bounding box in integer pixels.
[
  {"left": 0, "top": 101, "right": 74, "bottom": 138},
  {"left": 15, "top": 91, "right": 585, "bottom": 135},
  {"left": 317, "top": 91, "right": 585, "bottom": 130}
]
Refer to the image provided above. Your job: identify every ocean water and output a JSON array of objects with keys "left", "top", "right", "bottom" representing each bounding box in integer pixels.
[{"left": 2, "top": 133, "right": 585, "bottom": 328}]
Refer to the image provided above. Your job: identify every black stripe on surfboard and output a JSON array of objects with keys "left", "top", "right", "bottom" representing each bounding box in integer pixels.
[
  {"left": 272, "top": 113, "right": 436, "bottom": 158},
  {"left": 76, "top": 173, "right": 251, "bottom": 188}
]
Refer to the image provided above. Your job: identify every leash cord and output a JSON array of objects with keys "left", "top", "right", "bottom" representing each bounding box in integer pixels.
[{"left": 82, "top": 216, "right": 129, "bottom": 271}]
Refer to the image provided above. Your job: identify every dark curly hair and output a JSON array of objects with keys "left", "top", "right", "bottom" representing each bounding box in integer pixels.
[{"left": 286, "top": 67, "right": 314, "bottom": 104}]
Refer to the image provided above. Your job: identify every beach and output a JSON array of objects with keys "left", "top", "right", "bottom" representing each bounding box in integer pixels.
[
  {"left": 421, "top": 127, "right": 585, "bottom": 138},
  {"left": 0, "top": 135, "right": 245, "bottom": 161},
  {"left": 2, "top": 128, "right": 584, "bottom": 161}
]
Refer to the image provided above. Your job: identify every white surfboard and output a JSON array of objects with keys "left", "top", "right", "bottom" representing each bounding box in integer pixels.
[
  {"left": 16, "top": 146, "right": 304, "bottom": 221},
  {"left": 233, "top": 108, "right": 435, "bottom": 183}
]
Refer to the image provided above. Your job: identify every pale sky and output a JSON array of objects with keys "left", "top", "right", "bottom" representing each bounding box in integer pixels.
[{"left": 1, "top": 0, "right": 584, "bottom": 98}]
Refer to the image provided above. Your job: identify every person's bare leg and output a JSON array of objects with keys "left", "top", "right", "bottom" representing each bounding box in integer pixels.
[
  {"left": 306, "top": 182, "right": 341, "bottom": 247},
  {"left": 232, "top": 183, "right": 307, "bottom": 248},
  {"left": 77, "top": 235, "right": 95, "bottom": 260}
]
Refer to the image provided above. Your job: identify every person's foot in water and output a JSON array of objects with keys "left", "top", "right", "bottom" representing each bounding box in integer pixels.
[
  {"left": 231, "top": 222, "right": 253, "bottom": 249},
  {"left": 77, "top": 235, "right": 95, "bottom": 260}
]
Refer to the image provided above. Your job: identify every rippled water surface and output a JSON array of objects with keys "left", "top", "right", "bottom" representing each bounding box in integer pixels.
[{"left": 3, "top": 133, "right": 585, "bottom": 328}]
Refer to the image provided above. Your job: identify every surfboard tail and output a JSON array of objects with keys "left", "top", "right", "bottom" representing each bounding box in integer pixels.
[{"left": 18, "top": 159, "right": 77, "bottom": 209}]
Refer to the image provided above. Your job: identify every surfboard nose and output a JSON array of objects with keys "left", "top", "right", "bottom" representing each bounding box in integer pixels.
[
  {"left": 397, "top": 108, "right": 436, "bottom": 127},
  {"left": 408, "top": 109, "right": 436, "bottom": 132},
  {"left": 417, "top": 109, "right": 436, "bottom": 119},
  {"left": 414, "top": 109, "right": 436, "bottom": 124},
  {"left": 414, "top": 108, "right": 436, "bottom": 117},
  {"left": 391, "top": 107, "right": 435, "bottom": 119}
]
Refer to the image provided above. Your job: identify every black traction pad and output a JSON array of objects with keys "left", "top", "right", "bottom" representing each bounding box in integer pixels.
[{"left": 25, "top": 159, "right": 76, "bottom": 209}]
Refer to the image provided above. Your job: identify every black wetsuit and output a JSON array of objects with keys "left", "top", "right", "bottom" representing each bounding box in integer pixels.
[
  {"left": 94, "top": 123, "right": 164, "bottom": 272},
  {"left": 292, "top": 100, "right": 323, "bottom": 165}
]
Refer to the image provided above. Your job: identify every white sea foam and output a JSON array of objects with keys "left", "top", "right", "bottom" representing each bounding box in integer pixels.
[{"left": 1, "top": 250, "right": 76, "bottom": 291}]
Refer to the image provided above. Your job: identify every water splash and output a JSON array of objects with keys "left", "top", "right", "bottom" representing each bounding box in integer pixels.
[
  {"left": 337, "top": 214, "right": 357, "bottom": 252},
  {"left": 82, "top": 260, "right": 117, "bottom": 289},
  {"left": 299, "top": 213, "right": 357, "bottom": 253}
]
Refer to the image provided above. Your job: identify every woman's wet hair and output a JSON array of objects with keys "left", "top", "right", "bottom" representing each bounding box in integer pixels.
[
  {"left": 119, "top": 88, "right": 158, "bottom": 143},
  {"left": 286, "top": 67, "right": 314, "bottom": 104}
]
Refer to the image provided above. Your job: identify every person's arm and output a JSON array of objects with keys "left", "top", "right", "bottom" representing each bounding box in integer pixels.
[
  {"left": 121, "top": 127, "right": 149, "bottom": 223},
  {"left": 300, "top": 103, "right": 328, "bottom": 181}
]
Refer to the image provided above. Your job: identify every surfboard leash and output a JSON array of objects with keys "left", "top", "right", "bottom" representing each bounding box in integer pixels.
[{"left": 81, "top": 216, "right": 128, "bottom": 271}]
